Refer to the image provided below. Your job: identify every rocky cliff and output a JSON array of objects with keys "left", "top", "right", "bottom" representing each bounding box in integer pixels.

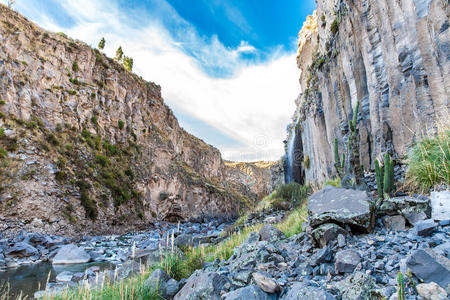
[
  {"left": 287, "top": 0, "right": 449, "bottom": 184},
  {"left": 0, "top": 5, "right": 281, "bottom": 236}
]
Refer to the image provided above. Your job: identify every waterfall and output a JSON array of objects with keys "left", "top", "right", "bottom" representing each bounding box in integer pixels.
[{"left": 285, "top": 126, "right": 296, "bottom": 183}]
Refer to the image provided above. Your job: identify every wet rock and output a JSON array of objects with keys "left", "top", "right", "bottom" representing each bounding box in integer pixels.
[
  {"left": 416, "top": 282, "right": 448, "bottom": 300},
  {"left": 56, "top": 271, "right": 73, "bottom": 282},
  {"left": 382, "top": 215, "right": 406, "bottom": 231},
  {"left": 406, "top": 249, "right": 450, "bottom": 289},
  {"left": 311, "top": 223, "right": 348, "bottom": 247},
  {"left": 252, "top": 271, "right": 281, "bottom": 293},
  {"left": 223, "top": 285, "right": 271, "bottom": 300},
  {"left": 6, "top": 242, "right": 39, "bottom": 258},
  {"left": 174, "top": 271, "right": 229, "bottom": 300},
  {"left": 335, "top": 249, "right": 361, "bottom": 274},
  {"left": 413, "top": 219, "right": 437, "bottom": 236},
  {"left": 281, "top": 282, "right": 336, "bottom": 300},
  {"left": 259, "top": 225, "right": 285, "bottom": 243},
  {"left": 308, "top": 187, "right": 373, "bottom": 232},
  {"left": 52, "top": 244, "right": 91, "bottom": 264},
  {"left": 430, "top": 191, "right": 450, "bottom": 221}
]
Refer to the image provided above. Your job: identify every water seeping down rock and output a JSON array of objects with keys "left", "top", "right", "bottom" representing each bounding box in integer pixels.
[
  {"left": 286, "top": 0, "right": 449, "bottom": 185},
  {"left": 0, "top": 5, "right": 283, "bottom": 236}
]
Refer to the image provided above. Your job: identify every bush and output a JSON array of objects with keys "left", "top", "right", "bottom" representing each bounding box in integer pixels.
[
  {"left": 77, "top": 180, "right": 98, "bottom": 220},
  {"left": 95, "top": 154, "right": 109, "bottom": 167},
  {"left": 46, "top": 133, "right": 59, "bottom": 145},
  {"left": 405, "top": 129, "right": 449, "bottom": 192},
  {"left": 330, "top": 19, "right": 339, "bottom": 35},
  {"left": 118, "top": 120, "right": 125, "bottom": 130},
  {"left": 0, "top": 128, "right": 4, "bottom": 138},
  {"left": 72, "top": 61, "right": 79, "bottom": 72},
  {"left": 68, "top": 89, "right": 77, "bottom": 95},
  {"left": 0, "top": 147, "right": 7, "bottom": 158},
  {"left": 159, "top": 191, "right": 169, "bottom": 200},
  {"left": 272, "top": 183, "right": 310, "bottom": 207},
  {"left": 0, "top": 100, "right": 5, "bottom": 105},
  {"left": 91, "top": 115, "right": 97, "bottom": 124},
  {"left": 55, "top": 171, "right": 66, "bottom": 182}
]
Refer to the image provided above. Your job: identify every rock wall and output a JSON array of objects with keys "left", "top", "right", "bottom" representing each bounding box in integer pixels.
[
  {"left": 0, "top": 5, "right": 278, "bottom": 236},
  {"left": 288, "top": 0, "right": 449, "bottom": 184}
]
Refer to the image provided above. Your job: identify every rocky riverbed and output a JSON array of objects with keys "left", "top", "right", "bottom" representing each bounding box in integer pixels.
[{"left": 0, "top": 220, "right": 229, "bottom": 298}]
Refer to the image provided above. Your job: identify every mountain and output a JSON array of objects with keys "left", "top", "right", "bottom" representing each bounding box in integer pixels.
[{"left": 0, "top": 5, "right": 283, "bottom": 236}]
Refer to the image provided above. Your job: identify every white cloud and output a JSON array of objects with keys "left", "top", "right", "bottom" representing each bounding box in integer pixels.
[{"left": 7, "top": 0, "right": 300, "bottom": 161}]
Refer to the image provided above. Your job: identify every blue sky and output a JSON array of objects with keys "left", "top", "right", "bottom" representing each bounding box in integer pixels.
[{"left": 4, "top": 0, "right": 316, "bottom": 161}]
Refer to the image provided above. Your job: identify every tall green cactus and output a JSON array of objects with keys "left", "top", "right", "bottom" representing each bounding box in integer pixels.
[
  {"left": 397, "top": 272, "right": 405, "bottom": 300},
  {"left": 383, "top": 154, "right": 395, "bottom": 196},
  {"left": 375, "top": 159, "right": 384, "bottom": 200},
  {"left": 334, "top": 138, "right": 344, "bottom": 178},
  {"left": 349, "top": 101, "right": 363, "bottom": 185}
]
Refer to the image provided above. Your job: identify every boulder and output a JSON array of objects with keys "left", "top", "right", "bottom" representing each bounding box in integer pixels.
[
  {"left": 308, "top": 187, "right": 373, "bottom": 232},
  {"left": 164, "top": 279, "right": 181, "bottom": 298},
  {"left": 252, "top": 271, "right": 281, "bottom": 293},
  {"left": 223, "top": 285, "right": 271, "bottom": 300},
  {"left": 311, "top": 223, "right": 348, "bottom": 248},
  {"left": 310, "top": 246, "right": 332, "bottom": 266},
  {"left": 56, "top": 271, "right": 73, "bottom": 282},
  {"left": 259, "top": 225, "right": 285, "bottom": 243},
  {"left": 379, "top": 196, "right": 430, "bottom": 217},
  {"left": 430, "top": 191, "right": 450, "bottom": 221},
  {"left": 416, "top": 282, "right": 448, "bottom": 300},
  {"left": 175, "top": 234, "right": 211, "bottom": 248},
  {"left": 382, "top": 215, "right": 406, "bottom": 231},
  {"left": 174, "top": 271, "right": 229, "bottom": 300},
  {"left": 6, "top": 242, "right": 39, "bottom": 258},
  {"left": 413, "top": 219, "right": 437, "bottom": 236},
  {"left": 280, "top": 282, "right": 336, "bottom": 300},
  {"left": 406, "top": 249, "right": 450, "bottom": 289},
  {"left": 52, "top": 244, "right": 91, "bottom": 264},
  {"left": 335, "top": 249, "right": 361, "bottom": 274},
  {"left": 144, "top": 269, "right": 170, "bottom": 290},
  {"left": 403, "top": 211, "right": 427, "bottom": 225}
]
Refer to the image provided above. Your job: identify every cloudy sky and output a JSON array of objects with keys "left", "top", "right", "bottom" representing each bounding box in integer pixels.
[{"left": 4, "top": 0, "right": 316, "bottom": 161}]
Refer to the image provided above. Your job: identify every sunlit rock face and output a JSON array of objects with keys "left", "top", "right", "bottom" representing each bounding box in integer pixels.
[
  {"left": 288, "top": 0, "right": 449, "bottom": 184},
  {"left": 0, "top": 5, "right": 280, "bottom": 235}
]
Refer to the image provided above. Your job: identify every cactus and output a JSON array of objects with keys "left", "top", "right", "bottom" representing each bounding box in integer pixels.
[
  {"left": 397, "top": 272, "right": 405, "bottom": 300},
  {"left": 334, "top": 138, "right": 344, "bottom": 178},
  {"left": 348, "top": 101, "right": 364, "bottom": 186},
  {"left": 383, "top": 154, "right": 395, "bottom": 196},
  {"left": 375, "top": 159, "right": 384, "bottom": 200}
]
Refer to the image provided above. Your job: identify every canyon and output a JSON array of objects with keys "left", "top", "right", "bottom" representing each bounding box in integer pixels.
[{"left": 0, "top": 5, "right": 282, "bottom": 236}]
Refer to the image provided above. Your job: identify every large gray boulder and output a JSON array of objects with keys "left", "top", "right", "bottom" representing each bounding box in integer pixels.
[
  {"left": 308, "top": 186, "right": 373, "bottom": 232},
  {"left": 406, "top": 249, "right": 450, "bottom": 290},
  {"left": 311, "top": 223, "right": 348, "bottom": 247},
  {"left": 6, "top": 242, "right": 39, "bottom": 258},
  {"left": 174, "top": 271, "right": 229, "bottom": 300},
  {"left": 223, "top": 285, "right": 271, "bottom": 300},
  {"left": 52, "top": 244, "right": 90, "bottom": 264},
  {"left": 413, "top": 219, "right": 437, "bottom": 236},
  {"left": 379, "top": 196, "right": 430, "bottom": 218},
  {"left": 334, "top": 271, "right": 382, "bottom": 300},
  {"left": 252, "top": 271, "right": 281, "bottom": 293},
  {"left": 280, "top": 282, "right": 336, "bottom": 300}
]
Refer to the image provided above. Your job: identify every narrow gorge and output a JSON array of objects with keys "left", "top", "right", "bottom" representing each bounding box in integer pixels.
[{"left": 0, "top": 1, "right": 449, "bottom": 300}]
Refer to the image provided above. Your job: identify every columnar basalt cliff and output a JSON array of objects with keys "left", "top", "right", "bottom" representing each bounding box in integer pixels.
[
  {"left": 288, "top": 0, "right": 449, "bottom": 184},
  {"left": 0, "top": 6, "right": 280, "bottom": 235}
]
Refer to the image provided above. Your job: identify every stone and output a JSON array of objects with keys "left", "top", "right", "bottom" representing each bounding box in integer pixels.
[
  {"left": 163, "top": 279, "right": 181, "bottom": 298},
  {"left": 259, "top": 225, "right": 285, "bottom": 243},
  {"left": 252, "top": 271, "right": 281, "bottom": 293},
  {"left": 310, "top": 246, "right": 332, "bottom": 266},
  {"left": 56, "top": 271, "right": 73, "bottom": 282},
  {"left": 311, "top": 223, "right": 348, "bottom": 247},
  {"left": 413, "top": 219, "right": 437, "bottom": 236},
  {"left": 223, "top": 285, "right": 271, "bottom": 300},
  {"left": 379, "top": 196, "right": 431, "bottom": 217},
  {"left": 382, "top": 215, "right": 406, "bottom": 231},
  {"left": 5, "top": 242, "right": 39, "bottom": 258},
  {"left": 416, "top": 282, "right": 448, "bottom": 300},
  {"left": 406, "top": 249, "right": 450, "bottom": 289},
  {"left": 430, "top": 191, "right": 450, "bottom": 221},
  {"left": 337, "top": 234, "right": 346, "bottom": 247},
  {"left": 308, "top": 187, "right": 373, "bottom": 232},
  {"left": 403, "top": 211, "right": 427, "bottom": 226},
  {"left": 52, "top": 244, "right": 91, "bottom": 264},
  {"left": 144, "top": 269, "right": 170, "bottom": 290},
  {"left": 280, "top": 282, "right": 336, "bottom": 300},
  {"left": 335, "top": 249, "right": 361, "bottom": 273},
  {"left": 174, "top": 271, "right": 229, "bottom": 300},
  {"left": 335, "top": 272, "right": 382, "bottom": 300}
]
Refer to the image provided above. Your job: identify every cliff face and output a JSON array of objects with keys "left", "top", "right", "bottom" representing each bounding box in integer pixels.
[
  {"left": 288, "top": 0, "right": 449, "bottom": 184},
  {"left": 0, "top": 6, "right": 278, "bottom": 236}
]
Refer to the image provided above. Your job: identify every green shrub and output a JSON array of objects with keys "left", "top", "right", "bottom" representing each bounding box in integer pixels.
[
  {"left": 323, "top": 177, "right": 341, "bottom": 188},
  {"left": 55, "top": 171, "right": 66, "bottom": 182},
  {"left": 57, "top": 32, "right": 67, "bottom": 38},
  {"left": 330, "top": 19, "right": 339, "bottom": 35},
  {"left": 0, "top": 128, "right": 4, "bottom": 138},
  {"left": 303, "top": 155, "right": 310, "bottom": 169},
  {"left": 0, "top": 147, "right": 7, "bottom": 158},
  {"left": 405, "top": 128, "right": 449, "bottom": 192},
  {"left": 118, "top": 120, "right": 125, "bottom": 130},
  {"left": 159, "top": 191, "right": 169, "bottom": 201},
  {"left": 95, "top": 154, "right": 109, "bottom": 167},
  {"left": 271, "top": 183, "right": 310, "bottom": 207},
  {"left": 123, "top": 56, "right": 133, "bottom": 72},
  {"left": 0, "top": 100, "right": 5, "bottom": 105},
  {"left": 46, "top": 133, "right": 59, "bottom": 145},
  {"left": 77, "top": 180, "right": 98, "bottom": 220},
  {"left": 72, "top": 61, "right": 79, "bottom": 72},
  {"left": 68, "top": 89, "right": 77, "bottom": 95},
  {"left": 91, "top": 115, "right": 98, "bottom": 124}
]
